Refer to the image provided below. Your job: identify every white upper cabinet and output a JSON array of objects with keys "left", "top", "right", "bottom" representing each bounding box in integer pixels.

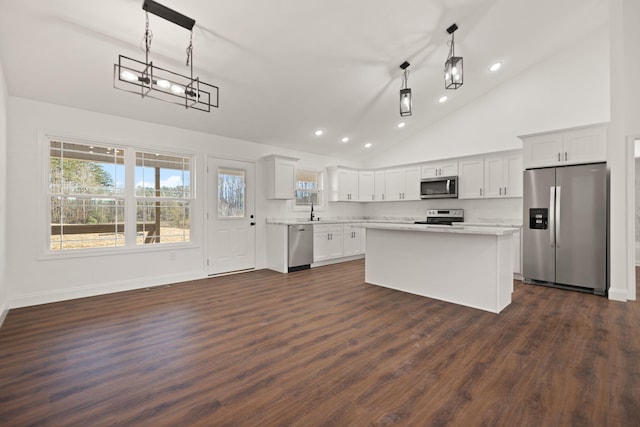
[
  {"left": 521, "top": 123, "right": 607, "bottom": 169},
  {"left": 358, "top": 171, "right": 375, "bottom": 202},
  {"left": 458, "top": 157, "right": 485, "bottom": 199},
  {"left": 385, "top": 168, "right": 403, "bottom": 201},
  {"left": 328, "top": 167, "right": 359, "bottom": 201},
  {"left": 483, "top": 153, "right": 523, "bottom": 198},
  {"left": 374, "top": 170, "right": 386, "bottom": 202},
  {"left": 338, "top": 168, "right": 359, "bottom": 201},
  {"left": 421, "top": 161, "right": 458, "bottom": 178},
  {"left": 264, "top": 155, "right": 298, "bottom": 199},
  {"left": 403, "top": 165, "right": 420, "bottom": 200},
  {"left": 386, "top": 165, "right": 420, "bottom": 201}
]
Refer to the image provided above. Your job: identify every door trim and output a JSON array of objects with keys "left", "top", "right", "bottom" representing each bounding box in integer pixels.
[{"left": 206, "top": 156, "right": 257, "bottom": 275}]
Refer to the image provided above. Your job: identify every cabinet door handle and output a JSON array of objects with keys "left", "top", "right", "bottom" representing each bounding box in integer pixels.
[
  {"left": 565, "top": 152, "right": 568, "bottom": 161},
  {"left": 480, "top": 188, "right": 483, "bottom": 196},
  {"left": 382, "top": 194, "right": 385, "bottom": 200},
  {"left": 558, "top": 152, "right": 561, "bottom": 162},
  {"left": 504, "top": 187, "right": 507, "bottom": 195},
  {"left": 499, "top": 188, "right": 502, "bottom": 195}
]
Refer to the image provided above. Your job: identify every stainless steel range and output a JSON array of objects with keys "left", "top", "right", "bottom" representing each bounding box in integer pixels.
[{"left": 415, "top": 209, "right": 464, "bottom": 225}]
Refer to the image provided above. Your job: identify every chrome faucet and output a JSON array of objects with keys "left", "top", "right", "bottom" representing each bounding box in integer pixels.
[{"left": 310, "top": 203, "right": 315, "bottom": 221}]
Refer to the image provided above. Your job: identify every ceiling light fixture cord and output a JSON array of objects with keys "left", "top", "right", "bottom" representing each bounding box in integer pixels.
[
  {"left": 142, "top": 12, "right": 153, "bottom": 61},
  {"left": 186, "top": 30, "right": 193, "bottom": 66},
  {"left": 447, "top": 32, "right": 455, "bottom": 63}
]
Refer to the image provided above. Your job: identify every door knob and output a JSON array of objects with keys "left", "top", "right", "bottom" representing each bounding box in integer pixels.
[{"left": 250, "top": 222, "right": 256, "bottom": 226}]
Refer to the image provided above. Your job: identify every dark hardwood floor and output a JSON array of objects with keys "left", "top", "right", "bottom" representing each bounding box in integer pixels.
[{"left": 0, "top": 261, "right": 638, "bottom": 426}]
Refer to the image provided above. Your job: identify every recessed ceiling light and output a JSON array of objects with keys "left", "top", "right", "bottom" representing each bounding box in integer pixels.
[
  {"left": 438, "top": 95, "right": 448, "bottom": 103},
  {"left": 314, "top": 129, "right": 324, "bottom": 136},
  {"left": 341, "top": 137, "right": 350, "bottom": 143},
  {"left": 489, "top": 62, "right": 502, "bottom": 72},
  {"left": 397, "top": 122, "right": 406, "bottom": 128},
  {"left": 364, "top": 143, "right": 372, "bottom": 148}
]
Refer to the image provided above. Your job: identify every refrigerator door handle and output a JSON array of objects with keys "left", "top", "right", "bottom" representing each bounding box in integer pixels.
[
  {"left": 549, "top": 186, "right": 556, "bottom": 247},
  {"left": 555, "top": 186, "right": 561, "bottom": 248}
]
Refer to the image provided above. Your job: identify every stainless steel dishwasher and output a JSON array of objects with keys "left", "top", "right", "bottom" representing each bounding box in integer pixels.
[{"left": 288, "top": 224, "right": 313, "bottom": 272}]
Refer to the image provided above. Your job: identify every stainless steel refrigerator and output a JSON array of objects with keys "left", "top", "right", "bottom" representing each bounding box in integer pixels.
[{"left": 523, "top": 162, "right": 607, "bottom": 295}]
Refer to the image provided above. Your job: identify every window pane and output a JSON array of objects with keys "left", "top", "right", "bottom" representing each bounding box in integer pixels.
[
  {"left": 295, "top": 170, "right": 320, "bottom": 206},
  {"left": 136, "top": 152, "right": 191, "bottom": 198},
  {"left": 218, "top": 168, "right": 245, "bottom": 218},
  {"left": 50, "top": 197, "right": 125, "bottom": 250},
  {"left": 295, "top": 190, "right": 318, "bottom": 206},
  {"left": 50, "top": 142, "right": 124, "bottom": 196},
  {"left": 136, "top": 201, "right": 190, "bottom": 244}
]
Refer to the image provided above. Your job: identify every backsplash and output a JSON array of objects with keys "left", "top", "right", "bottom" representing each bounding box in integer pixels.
[{"left": 362, "top": 197, "right": 523, "bottom": 225}]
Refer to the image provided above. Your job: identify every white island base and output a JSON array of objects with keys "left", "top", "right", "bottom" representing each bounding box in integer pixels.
[{"left": 365, "top": 225, "right": 515, "bottom": 314}]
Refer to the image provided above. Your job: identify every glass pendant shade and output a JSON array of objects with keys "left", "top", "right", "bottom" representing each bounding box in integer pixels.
[
  {"left": 400, "top": 88, "right": 412, "bottom": 117},
  {"left": 444, "top": 56, "right": 463, "bottom": 89}
]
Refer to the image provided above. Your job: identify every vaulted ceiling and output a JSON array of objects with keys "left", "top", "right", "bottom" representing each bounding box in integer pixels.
[{"left": 0, "top": 0, "right": 607, "bottom": 161}]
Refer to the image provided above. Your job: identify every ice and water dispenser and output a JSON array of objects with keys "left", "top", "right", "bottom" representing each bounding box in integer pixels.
[{"left": 529, "top": 208, "right": 548, "bottom": 230}]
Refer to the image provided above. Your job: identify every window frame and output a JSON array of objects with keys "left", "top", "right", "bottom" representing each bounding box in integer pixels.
[
  {"left": 293, "top": 168, "right": 324, "bottom": 211},
  {"left": 134, "top": 150, "right": 193, "bottom": 245},
  {"left": 39, "top": 133, "right": 197, "bottom": 259}
]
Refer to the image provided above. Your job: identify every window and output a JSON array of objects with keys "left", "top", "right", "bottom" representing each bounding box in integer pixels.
[
  {"left": 135, "top": 152, "right": 191, "bottom": 245},
  {"left": 49, "top": 141, "right": 125, "bottom": 250},
  {"left": 47, "top": 138, "right": 193, "bottom": 252},
  {"left": 295, "top": 169, "right": 322, "bottom": 206},
  {"left": 217, "top": 168, "right": 245, "bottom": 218}
]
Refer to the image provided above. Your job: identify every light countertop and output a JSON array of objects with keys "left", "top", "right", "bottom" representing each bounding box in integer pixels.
[
  {"left": 266, "top": 217, "right": 522, "bottom": 228},
  {"left": 364, "top": 223, "right": 519, "bottom": 236}
]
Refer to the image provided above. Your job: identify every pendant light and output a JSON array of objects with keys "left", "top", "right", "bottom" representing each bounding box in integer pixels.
[
  {"left": 444, "top": 23, "right": 463, "bottom": 90},
  {"left": 113, "top": 0, "right": 219, "bottom": 112},
  {"left": 399, "top": 61, "right": 412, "bottom": 117}
]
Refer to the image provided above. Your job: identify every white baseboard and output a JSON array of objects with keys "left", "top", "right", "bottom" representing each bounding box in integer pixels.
[
  {"left": 312, "top": 254, "right": 364, "bottom": 268},
  {"left": 0, "top": 307, "right": 8, "bottom": 328},
  {"left": 8, "top": 270, "right": 207, "bottom": 309},
  {"left": 608, "top": 287, "right": 629, "bottom": 302}
]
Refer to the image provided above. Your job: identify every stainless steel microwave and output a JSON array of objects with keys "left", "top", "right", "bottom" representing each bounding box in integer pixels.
[{"left": 420, "top": 176, "right": 458, "bottom": 199}]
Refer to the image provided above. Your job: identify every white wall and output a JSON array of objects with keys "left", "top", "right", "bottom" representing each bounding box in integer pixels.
[
  {"left": 636, "top": 157, "right": 640, "bottom": 243},
  {"left": 609, "top": 0, "right": 639, "bottom": 300},
  {"left": 635, "top": 156, "right": 640, "bottom": 265},
  {"left": 5, "top": 97, "right": 364, "bottom": 308},
  {"left": 365, "top": 29, "right": 610, "bottom": 169},
  {"left": 0, "top": 56, "right": 8, "bottom": 324}
]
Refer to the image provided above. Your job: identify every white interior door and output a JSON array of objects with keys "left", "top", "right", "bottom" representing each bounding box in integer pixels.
[{"left": 208, "top": 157, "right": 256, "bottom": 275}]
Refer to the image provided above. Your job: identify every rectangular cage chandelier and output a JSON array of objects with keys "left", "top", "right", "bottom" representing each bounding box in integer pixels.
[{"left": 113, "top": 0, "right": 219, "bottom": 112}]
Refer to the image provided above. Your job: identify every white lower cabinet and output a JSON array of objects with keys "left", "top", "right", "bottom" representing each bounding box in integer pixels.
[
  {"left": 314, "top": 223, "right": 366, "bottom": 262},
  {"left": 513, "top": 229, "right": 522, "bottom": 276},
  {"left": 313, "top": 224, "right": 344, "bottom": 262},
  {"left": 343, "top": 225, "right": 365, "bottom": 256}
]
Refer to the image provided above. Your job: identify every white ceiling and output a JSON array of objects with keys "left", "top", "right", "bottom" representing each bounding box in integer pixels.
[{"left": 0, "top": 0, "right": 607, "bottom": 161}]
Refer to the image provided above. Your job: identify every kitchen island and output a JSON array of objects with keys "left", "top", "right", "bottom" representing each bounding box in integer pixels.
[{"left": 364, "top": 224, "right": 517, "bottom": 314}]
